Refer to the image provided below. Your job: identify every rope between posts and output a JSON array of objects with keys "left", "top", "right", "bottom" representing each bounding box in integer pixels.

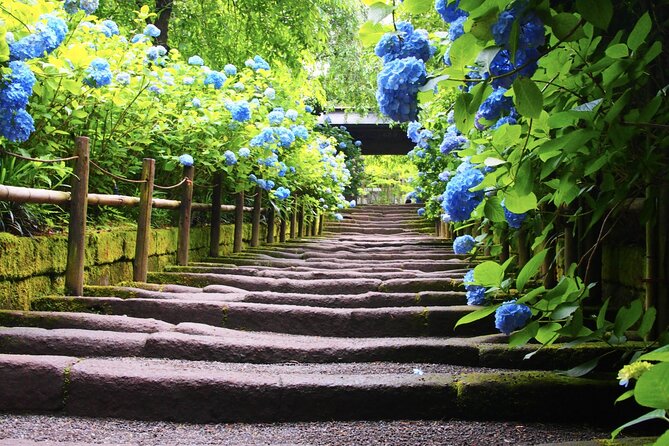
[
  {"left": 0, "top": 149, "right": 79, "bottom": 164},
  {"left": 89, "top": 159, "right": 147, "bottom": 184},
  {"left": 154, "top": 177, "right": 190, "bottom": 190}
]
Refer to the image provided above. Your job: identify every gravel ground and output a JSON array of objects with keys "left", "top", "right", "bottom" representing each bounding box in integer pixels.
[{"left": 0, "top": 415, "right": 614, "bottom": 445}]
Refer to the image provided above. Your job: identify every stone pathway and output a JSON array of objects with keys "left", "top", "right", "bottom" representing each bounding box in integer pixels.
[{"left": 0, "top": 205, "right": 641, "bottom": 442}]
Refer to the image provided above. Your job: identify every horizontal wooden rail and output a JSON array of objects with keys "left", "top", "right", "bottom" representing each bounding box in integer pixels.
[{"left": 0, "top": 185, "right": 254, "bottom": 212}]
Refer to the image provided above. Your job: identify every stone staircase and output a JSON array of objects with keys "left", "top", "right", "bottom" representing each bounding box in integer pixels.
[{"left": 0, "top": 205, "right": 631, "bottom": 426}]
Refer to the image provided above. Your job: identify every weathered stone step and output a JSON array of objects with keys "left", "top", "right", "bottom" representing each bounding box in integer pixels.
[
  {"left": 324, "top": 228, "right": 428, "bottom": 235},
  {"left": 0, "top": 324, "right": 627, "bottom": 371},
  {"left": 164, "top": 265, "right": 455, "bottom": 281},
  {"left": 145, "top": 273, "right": 464, "bottom": 294},
  {"left": 83, "top": 285, "right": 468, "bottom": 308},
  {"left": 202, "top": 257, "right": 466, "bottom": 273},
  {"left": 0, "top": 354, "right": 630, "bottom": 424},
  {"left": 30, "top": 296, "right": 487, "bottom": 337}
]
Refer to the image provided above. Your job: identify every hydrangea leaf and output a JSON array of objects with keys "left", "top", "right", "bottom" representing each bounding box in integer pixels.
[
  {"left": 611, "top": 409, "right": 667, "bottom": 439},
  {"left": 473, "top": 260, "right": 504, "bottom": 288},
  {"left": 548, "top": 13, "right": 584, "bottom": 42},
  {"left": 503, "top": 189, "right": 537, "bottom": 214},
  {"left": 635, "top": 363, "right": 669, "bottom": 409},
  {"left": 613, "top": 298, "right": 643, "bottom": 339},
  {"left": 605, "top": 43, "right": 629, "bottom": 59},
  {"left": 368, "top": 2, "right": 395, "bottom": 24},
  {"left": 535, "top": 322, "right": 561, "bottom": 344},
  {"left": 575, "top": 0, "right": 612, "bottom": 30},
  {"left": 628, "top": 12, "right": 651, "bottom": 51},
  {"left": 359, "top": 21, "right": 391, "bottom": 47},
  {"left": 512, "top": 77, "right": 543, "bottom": 119},
  {"left": 516, "top": 249, "right": 547, "bottom": 292},
  {"left": 484, "top": 196, "right": 506, "bottom": 223},
  {"left": 509, "top": 320, "right": 539, "bottom": 347},
  {"left": 0, "top": 26, "right": 9, "bottom": 63},
  {"left": 454, "top": 304, "right": 499, "bottom": 330},
  {"left": 402, "top": 0, "right": 432, "bottom": 14}
]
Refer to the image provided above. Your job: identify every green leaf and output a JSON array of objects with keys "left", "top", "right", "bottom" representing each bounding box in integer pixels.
[
  {"left": 535, "top": 323, "right": 561, "bottom": 344},
  {"left": 560, "top": 356, "right": 601, "bottom": 377},
  {"left": 615, "top": 389, "right": 635, "bottom": 404},
  {"left": 639, "top": 345, "right": 669, "bottom": 362},
  {"left": 359, "top": 21, "right": 391, "bottom": 47},
  {"left": 509, "top": 320, "right": 539, "bottom": 347},
  {"left": 367, "top": 2, "right": 395, "bottom": 23},
  {"left": 611, "top": 409, "right": 667, "bottom": 439},
  {"left": 635, "top": 363, "right": 669, "bottom": 409},
  {"left": 575, "top": 0, "right": 612, "bottom": 30},
  {"left": 514, "top": 162, "right": 534, "bottom": 196},
  {"left": 512, "top": 77, "right": 543, "bottom": 119},
  {"left": 484, "top": 196, "right": 506, "bottom": 223},
  {"left": 402, "top": 0, "right": 432, "bottom": 14},
  {"left": 605, "top": 43, "right": 629, "bottom": 59},
  {"left": 454, "top": 92, "right": 475, "bottom": 133},
  {"left": 449, "top": 33, "right": 479, "bottom": 68},
  {"left": 638, "top": 307, "right": 657, "bottom": 339},
  {"left": 419, "top": 74, "right": 450, "bottom": 92},
  {"left": 504, "top": 190, "right": 537, "bottom": 214},
  {"left": 596, "top": 297, "right": 610, "bottom": 330},
  {"left": 484, "top": 157, "right": 506, "bottom": 167},
  {"left": 516, "top": 285, "right": 546, "bottom": 305},
  {"left": 474, "top": 261, "right": 505, "bottom": 288},
  {"left": 550, "top": 303, "right": 579, "bottom": 320},
  {"left": 628, "top": 12, "right": 651, "bottom": 51},
  {"left": 516, "top": 249, "right": 548, "bottom": 292},
  {"left": 549, "top": 12, "right": 584, "bottom": 42},
  {"left": 454, "top": 304, "right": 498, "bottom": 329},
  {"left": 613, "top": 298, "right": 643, "bottom": 338}
]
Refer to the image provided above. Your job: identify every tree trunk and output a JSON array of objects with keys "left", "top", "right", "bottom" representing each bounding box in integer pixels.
[{"left": 154, "top": 0, "right": 174, "bottom": 49}]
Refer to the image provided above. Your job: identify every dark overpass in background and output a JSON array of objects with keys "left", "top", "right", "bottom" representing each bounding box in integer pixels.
[{"left": 320, "top": 109, "right": 414, "bottom": 155}]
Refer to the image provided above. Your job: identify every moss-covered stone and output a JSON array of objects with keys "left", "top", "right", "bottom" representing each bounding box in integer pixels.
[{"left": 31, "top": 296, "right": 112, "bottom": 314}]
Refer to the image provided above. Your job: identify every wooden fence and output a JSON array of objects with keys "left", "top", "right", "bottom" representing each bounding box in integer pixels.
[{"left": 0, "top": 136, "right": 323, "bottom": 296}]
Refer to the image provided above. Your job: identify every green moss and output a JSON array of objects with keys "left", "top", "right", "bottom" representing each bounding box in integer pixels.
[
  {"left": 31, "top": 296, "right": 111, "bottom": 314},
  {"left": 222, "top": 305, "right": 229, "bottom": 327},
  {"left": 84, "top": 285, "right": 140, "bottom": 299}
]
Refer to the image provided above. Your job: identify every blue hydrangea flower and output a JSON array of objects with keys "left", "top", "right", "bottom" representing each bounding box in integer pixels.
[
  {"left": 0, "top": 108, "right": 35, "bottom": 143},
  {"left": 435, "top": 0, "right": 468, "bottom": 23},
  {"left": 9, "top": 15, "right": 68, "bottom": 61},
  {"left": 264, "top": 87, "right": 276, "bottom": 99},
  {"left": 291, "top": 125, "right": 309, "bottom": 140},
  {"left": 146, "top": 46, "right": 161, "bottom": 60},
  {"left": 253, "top": 55, "right": 270, "bottom": 71},
  {"left": 224, "top": 150, "right": 237, "bottom": 166},
  {"left": 131, "top": 34, "right": 148, "bottom": 44},
  {"left": 250, "top": 128, "right": 276, "bottom": 147},
  {"left": 503, "top": 202, "right": 527, "bottom": 229},
  {"left": 374, "top": 21, "right": 434, "bottom": 64},
  {"left": 183, "top": 76, "right": 195, "bottom": 85},
  {"left": 268, "top": 110, "right": 285, "bottom": 125},
  {"left": 376, "top": 56, "right": 427, "bottom": 122},
  {"left": 236, "top": 147, "right": 249, "bottom": 158},
  {"left": 448, "top": 15, "right": 467, "bottom": 41},
  {"left": 350, "top": 200, "right": 356, "bottom": 207},
  {"left": 178, "top": 154, "right": 194, "bottom": 166},
  {"left": 191, "top": 98, "right": 201, "bottom": 108},
  {"left": 489, "top": 48, "right": 539, "bottom": 89},
  {"left": 438, "top": 171, "right": 451, "bottom": 182},
  {"left": 232, "top": 82, "right": 245, "bottom": 92},
  {"left": 495, "top": 300, "right": 533, "bottom": 335},
  {"left": 475, "top": 87, "right": 514, "bottom": 129},
  {"left": 417, "top": 207, "right": 426, "bottom": 216},
  {"left": 453, "top": 234, "right": 476, "bottom": 254},
  {"left": 354, "top": 140, "right": 362, "bottom": 147},
  {"left": 286, "top": 109, "right": 298, "bottom": 121},
  {"left": 275, "top": 127, "right": 295, "bottom": 147},
  {"left": 101, "top": 20, "right": 119, "bottom": 36},
  {"left": 188, "top": 55, "right": 204, "bottom": 66},
  {"left": 492, "top": 8, "right": 545, "bottom": 50},
  {"left": 334, "top": 213, "right": 344, "bottom": 222},
  {"left": 463, "top": 270, "right": 486, "bottom": 305},
  {"left": 226, "top": 100, "right": 251, "bottom": 122},
  {"left": 407, "top": 121, "right": 423, "bottom": 143},
  {"left": 442, "top": 167, "right": 485, "bottom": 222},
  {"left": 491, "top": 112, "right": 518, "bottom": 130},
  {"left": 79, "top": 0, "right": 99, "bottom": 15},
  {"left": 204, "top": 71, "right": 226, "bottom": 89},
  {"left": 148, "top": 85, "right": 163, "bottom": 95},
  {"left": 224, "top": 64, "right": 237, "bottom": 76},
  {"left": 274, "top": 187, "right": 291, "bottom": 200},
  {"left": 305, "top": 105, "right": 314, "bottom": 113},
  {"left": 84, "top": 58, "right": 112, "bottom": 88},
  {"left": 143, "top": 24, "right": 161, "bottom": 37},
  {"left": 440, "top": 130, "right": 469, "bottom": 154},
  {"left": 0, "top": 61, "right": 36, "bottom": 110},
  {"left": 64, "top": 0, "right": 79, "bottom": 14},
  {"left": 116, "top": 72, "right": 130, "bottom": 86}
]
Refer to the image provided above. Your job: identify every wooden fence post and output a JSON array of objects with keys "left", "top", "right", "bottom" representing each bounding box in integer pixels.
[
  {"left": 233, "top": 191, "right": 244, "bottom": 252},
  {"left": 279, "top": 215, "right": 287, "bottom": 242},
  {"left": 290, "top": 195, "right": 298, "bottom": 239},
  {"left": 251, "top": 186, "right": 262, "bottom": 247},
  {"left": 65, "top": 136, "right": 90, "bottom": 296},
  {"left": 176, "top": 164, "right": 194, "bottom": 266},
  {"left": 318, "top": 214, "right": 324, "bottom": 235},
  {"left": 133, "top": 158, "right": 155, "bottom": 282},
  {"left": 311, "top": 212, "right": 317, "bottom": 236},
  {"left": 266, "top": 205, "right": 275, "bottom": 244},
  {"left": 209, "top": 171, "right": 223, "bottom": 257},
  {"left": 298, "top": 202, "right": 305, "bottom": 238}
]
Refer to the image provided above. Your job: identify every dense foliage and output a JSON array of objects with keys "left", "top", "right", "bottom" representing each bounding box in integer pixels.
[
  {"left": 0, "top": 0, "right": 365, "bottom": 231},
  {"left": 361, "top": 0, "right": 668, "bottom": 438}
]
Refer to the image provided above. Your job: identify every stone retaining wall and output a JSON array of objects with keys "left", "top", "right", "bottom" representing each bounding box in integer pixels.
[{"left": 0, "top": 223, "right": 273, "bottom": 310}]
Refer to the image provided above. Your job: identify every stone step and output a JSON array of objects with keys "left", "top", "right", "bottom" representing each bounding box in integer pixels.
[
  {"left": 0, "top": 354, "right": 632, "bottom": 424},
  {"left": 30, "top": 296, "right": 489, "bottom": 337},
  {"left": 0, "top": 323, "right": 626, "bottom": 370}
]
